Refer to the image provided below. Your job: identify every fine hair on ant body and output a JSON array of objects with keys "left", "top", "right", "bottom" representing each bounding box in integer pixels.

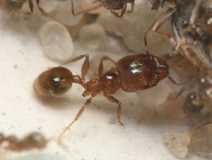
[
  {"left": 70, "top": 0, "right": 135, "bottom": 17},
  {"left": 34, "top": 53, "right": 178, "bottom": 143}
]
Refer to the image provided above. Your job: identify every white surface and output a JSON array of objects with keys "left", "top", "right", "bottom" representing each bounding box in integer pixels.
[{"left": 0, "top": 9, "right": 187, "bottom": 160}]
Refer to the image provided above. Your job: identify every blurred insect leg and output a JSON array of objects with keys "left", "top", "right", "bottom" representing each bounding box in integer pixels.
[
  {"left": 28, "top": 0, "right": 34, "bottom": 12},
  {"left": 144, "top": 9, "right": 176, "bottom": 48},
  {"left": 168, "top": 76, "right": 185, "bottom": 85},
  {"left": 111, "top": 4, "right": 127, "bottom": 17},
  {"left": 57, "top": 98, "right": 92, "bottom": 144},
  {"left": 71, "top": 0, "right": 103, "bottom": 16},
  {"left": 64, "top": 55, "right": 90, "bottom": 80},
  {"left": 106, "top": 96, "right": 124, "bottom": 126},
  {"left": 127, "top": 0, "right": 135, "bottom": 13}
]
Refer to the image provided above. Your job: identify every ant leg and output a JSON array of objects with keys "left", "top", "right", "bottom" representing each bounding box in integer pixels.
[
  {"left": 111, "top": 4, "right": 127, "bottom": 17},
  {"left": 64, "top": 55, "right": 90, "bottom": 80},
  {"left": 105, "top": 96, "right": 124, "bottom": 126},
  {"left": 36, "top": 0, "right": 47, "bottom": 15},
  {"left": 144, "top": 8, "right": 176, "bottom": 48},
  {"left": 57, "top": 98, "right": 92, "bottom": 144},
  {"left": 168, "top": 76, "right": 185, "bottom": 85},
  {"left": 98, "top": 56, "right": 116, "bottom": 76},
  {"left": 71, "top": 0, "right": 103, "bottom": 16},
  {"left": 28, "top": 0, "right": 34, "bottom": 12}
]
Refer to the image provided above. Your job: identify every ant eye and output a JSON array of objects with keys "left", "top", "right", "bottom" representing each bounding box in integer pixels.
[{"left": 51, "top": 76, "right": 63, "bottom": 88}]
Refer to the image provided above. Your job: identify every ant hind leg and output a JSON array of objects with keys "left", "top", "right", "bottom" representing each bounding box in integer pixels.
[
  {"left": 105, "top": 96, "right": 124, "bottom": 126},
  {"left": 98, "top": 56, "right": 117, "bottom": 76}
]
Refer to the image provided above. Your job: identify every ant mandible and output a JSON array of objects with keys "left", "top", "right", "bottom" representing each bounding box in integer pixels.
[
  {"left": 34, "top": 53, "right": 172, "bottom": 143},
  {"left": 70, "top": 0, "right": 135, "bottom": 17}
]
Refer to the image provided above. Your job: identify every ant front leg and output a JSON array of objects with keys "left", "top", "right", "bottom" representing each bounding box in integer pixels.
[
  {"left": 105, "top": 96, "right": 124, "bottom": 126},
  {"left": 144, "top": 8, "right": 176, "bottom": 48},
  {"left": 57, "top": 98, "right": 92, "bottom": 144},
  {"left": 64, "top": 54, "right": 90, "bottom": 81},
  {"left": 71, "top": 0, "right": 103, "bottom": 16},
  {"left": 98, "top": 56, "right": 117, "bottom": 76}
]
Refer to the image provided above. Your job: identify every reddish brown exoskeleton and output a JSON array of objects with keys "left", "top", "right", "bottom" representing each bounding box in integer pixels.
[
  {"left": 70, "top": 0, "right": 135, "bottom": 17},
  {"left": 34, "top": 53, "right": 170, "bottom": 143}
]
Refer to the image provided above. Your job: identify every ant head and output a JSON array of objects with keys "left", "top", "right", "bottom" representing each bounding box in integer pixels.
[{"left": 34, "top": 67, "right": 73, "bottom": 97}]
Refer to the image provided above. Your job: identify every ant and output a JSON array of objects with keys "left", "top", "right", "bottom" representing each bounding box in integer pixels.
[
  {"left": 145, "top": 0, "right": 212, "bottom": 70},
  {"left": 34, "top": 53, "right": 178, "bottom": 143},
  {"left": 0, "top": 132, "right": 48, "bottom": 152},
  {"left": 70, "top": 0, "right": 135, "bottom": 17}
]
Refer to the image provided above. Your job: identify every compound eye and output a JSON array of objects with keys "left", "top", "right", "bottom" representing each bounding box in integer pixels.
[{"left": 51, "top": 76, "right": 64, "bottom": 88}]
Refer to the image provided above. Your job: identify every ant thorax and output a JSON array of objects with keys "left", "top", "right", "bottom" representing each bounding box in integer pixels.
[{"left": 83, "top": 70, "right": 121, "bottom": 97}]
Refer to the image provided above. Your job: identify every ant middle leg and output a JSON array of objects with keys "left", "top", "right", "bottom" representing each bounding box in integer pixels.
[
  {"left": 105, "top": 96, "right": 124, "bottom": 126},
  {"left": 98, "top": 56, "right": 117, "bottom": 76},
  {"left": 57, "top": 98, "right": 92, "bottom": 144},
  {"left": 28, "top": 0, "right": 34, "bottom": 12},
  {"left": 144, "top": 8, "right": 176, "bottom": 48},
  {"left": 64, "top": 54, "right": 90, "bottom": 80},
  {"left": 71, "top": 0, "right": 103, "bottom": 16}
]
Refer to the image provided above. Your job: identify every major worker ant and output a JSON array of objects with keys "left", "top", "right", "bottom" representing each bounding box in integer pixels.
[
  {"left": 34, "top": 53, "right": 177, "bottom": 143},
  {"left": 70, "top": 0, "right": 135, "bottom": 17}
]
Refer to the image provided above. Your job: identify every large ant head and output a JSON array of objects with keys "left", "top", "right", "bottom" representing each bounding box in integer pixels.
[{"left": 34, "top": 67, "right": 73, "bottom": 97}]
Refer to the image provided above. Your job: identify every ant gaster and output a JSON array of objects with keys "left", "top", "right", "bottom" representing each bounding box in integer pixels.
[
  {"left": 34, "top": 53, "right": 170, "bottom": 143},
  {"left": 70, "top": 0, "right": 135, "bottom": 17}
]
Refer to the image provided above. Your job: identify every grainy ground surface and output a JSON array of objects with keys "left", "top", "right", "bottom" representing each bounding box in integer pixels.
[{"left": 0, "top": 1, "right": 193, "bottom": 160}]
